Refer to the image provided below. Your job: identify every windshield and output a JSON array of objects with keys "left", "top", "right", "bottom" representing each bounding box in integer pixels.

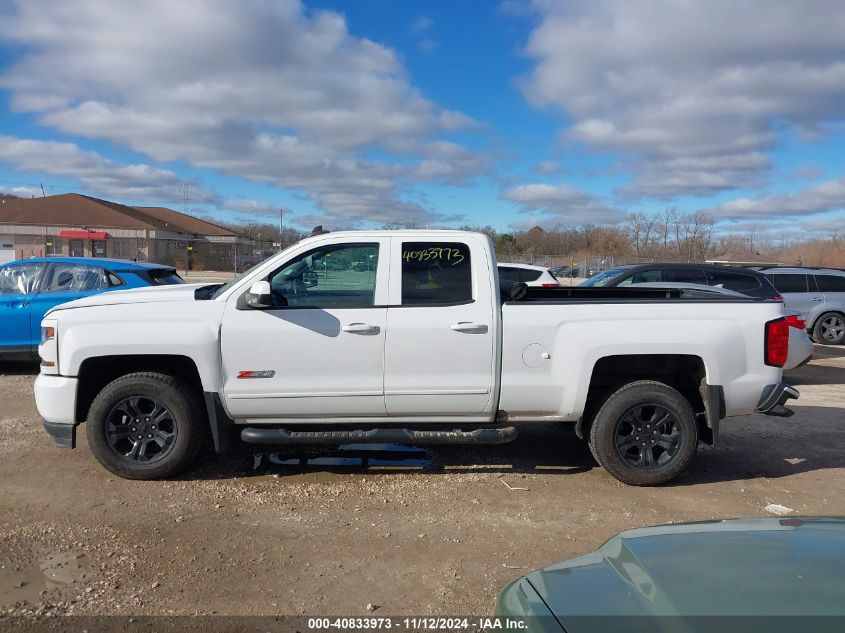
[{"left": 580, "top": 267, "right": 627, "bottom": 287}]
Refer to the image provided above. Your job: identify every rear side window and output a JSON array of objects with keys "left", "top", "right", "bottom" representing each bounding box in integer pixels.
[
  {"left": 138, "top": 269, "right": 184, "bottom": 285},
  {"left": 815, "top": 274, "right": 845, "bottom": 292},
  {"left": 664, "top": 269, "right": 708, "bottom": 284},
  {"left": 498, "top": 267, "right": 519, "bottom": 286},
  {"left": 402, "top": 242, "right": 472, "bottom": 305},
  {"left": 705, "top": 270, "right": 761, "bottom": 292},
  {"left": 766, "top": 274, "right": 808, "bottom": 293},
  {"left": 519, "top": 268, "right": 543, "bottom": 282},
  {"left": 42, "top": 263, "right": 106, "bottom": 293}
]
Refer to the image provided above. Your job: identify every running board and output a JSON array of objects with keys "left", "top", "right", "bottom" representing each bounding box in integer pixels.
[{"left": 240, "top": 426, "right": 518, "bottom": 446}]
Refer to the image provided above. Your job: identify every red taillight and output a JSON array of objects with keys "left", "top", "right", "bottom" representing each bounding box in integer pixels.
[
  {"left": 785, "top": 314, "right": 806, "bottom": 330},
  {"left": 773, "top": 295, "right": 783, "bottom": 303},
  {"left": 541, "top": 282, "right": 560, "bottom": 287},
  {"left": 765, "top": 318, "right": 790, "bottom": 367}
]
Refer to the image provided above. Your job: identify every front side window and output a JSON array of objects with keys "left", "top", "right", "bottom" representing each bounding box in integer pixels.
[
  {"left": 0, "top": 263, "right": 43, "bottom": 295},
  {"left": 42, "top": 263, "right": 106, "bottom": 293},
  {"left": 401, "top": 242, "right": 472, "bottom": 305},
  {"left": 767, "top": 274, "right": 808, "bottom": 293},
  {"left": 815, "top": 274, "right": 845, "bottom": 293},
  {"left": 267, "top": 243, "right": 379, "bottom": 308}
]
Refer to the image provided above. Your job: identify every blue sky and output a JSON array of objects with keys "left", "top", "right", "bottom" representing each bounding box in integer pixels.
[{"left": 1, "top": 0, "right": 845, "bottom": 237}]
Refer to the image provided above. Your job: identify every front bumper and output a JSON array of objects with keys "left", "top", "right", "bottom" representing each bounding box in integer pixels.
[
  {"left": 34, "top": 374, "right": 79, "bottom": 449},
  {"left": 756, "top": 381, "right": 800, "bottom": 417}
]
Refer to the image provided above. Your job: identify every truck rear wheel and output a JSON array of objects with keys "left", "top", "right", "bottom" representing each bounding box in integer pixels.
[
  {"left": 86, "top": 372, "right": 204, "bottom": 480},
  {"left": 588, "top": 380, "right": 698, "bottom": 486}
]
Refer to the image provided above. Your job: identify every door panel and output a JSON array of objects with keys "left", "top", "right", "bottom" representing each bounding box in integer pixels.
[
  {"left": 767, "top": 274, "right": 820, "bottom": 317},
  {"left": 0, "top": 262, "right": 44, "bottom": 351},
  {"left": 221, "top": 239, "right": 389, "bottom": 419},
  {"left": 384, "top": 238, "right": 496, "bottom": 417}
]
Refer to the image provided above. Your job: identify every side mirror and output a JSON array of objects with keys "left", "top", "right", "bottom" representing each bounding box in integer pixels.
[
  {"left": 246, "top": 280, "right": 272, "bottom": 308},
  {"left": 302, "top": 270, "right": 318, "bottom": 288}
]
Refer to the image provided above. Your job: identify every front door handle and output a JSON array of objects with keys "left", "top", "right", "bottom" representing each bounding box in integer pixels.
[
  {"left": 342, "top": 323, "right": 380, "bottom": 335},
  {"left": 450, "top": 322, "right": 488, "bottom": 334}
]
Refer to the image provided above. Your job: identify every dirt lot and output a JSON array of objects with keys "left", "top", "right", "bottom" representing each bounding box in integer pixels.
[{"left": 1, "top": 347, "right": 844, "bottom": 617}]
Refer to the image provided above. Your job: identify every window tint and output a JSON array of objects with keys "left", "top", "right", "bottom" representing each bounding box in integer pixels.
[
  {"left": 401, "top": 242, "right": 472, "bottom": 305},
  {"left": 137, "top": 269, "right": 183, "bottom": 286},
  {"left": 766, "top": 274, "right": 808, "bottom": 293},
  {"left": 815, "top": 274, "right": 845, "bottom": 293},
  {"left": 617, "top": 269, "right": 662, "bottom": 286},
  {"left": 0, "top": 263, "right": 42, "bottom": 295},
  {"left": 518, "top": 268, "right": 544, "bottom": 282},
  {"left": 498, "top": 267, "right": 519, "bottom": 286},
  {"left": 664, "top": 268, "right": 708, "bottom": 284},
  {"left": 42, "top": 263, "right": 106, "bottom": 293},
  {"left": 705, "top": 269, "right": 761, "bottom": 292},
  {"left": 268, "top": 243, "right": 378, "bottom": 308}
]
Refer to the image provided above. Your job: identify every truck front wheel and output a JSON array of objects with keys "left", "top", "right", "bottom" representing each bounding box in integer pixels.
[
  {"left": 588, "top": 381, "right": 698, "bottom": 486},
  {"left": 86, "top": 372, "right": 204, "bottom": 480}
]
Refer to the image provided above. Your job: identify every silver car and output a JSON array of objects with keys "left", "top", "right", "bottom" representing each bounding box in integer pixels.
[{"left": 762, "top": 268, "right": 845, "bottom": 345}]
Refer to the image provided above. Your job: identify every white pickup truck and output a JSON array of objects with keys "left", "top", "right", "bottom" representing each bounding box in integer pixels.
[{"left": 34, "top": 230, "right": 798, "bottom": 485}]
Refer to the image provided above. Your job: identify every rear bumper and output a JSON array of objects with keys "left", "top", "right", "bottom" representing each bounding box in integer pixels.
[{"left": 756, "top": 382, "right": 800, "bottom": 417}]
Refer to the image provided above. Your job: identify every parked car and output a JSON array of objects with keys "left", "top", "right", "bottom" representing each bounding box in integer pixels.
[
  {"left": 498, "top": 263, "right": 560, "bottom": 288},
  {"left": 760, "top": 267, "right": 845, "bottom": 345},
  {"left": 633, "top": 283, "right": 812, "bottom": 369},
  {"left": 548, "top": 265, "right": 573, "bottom": 279},
  {"left": 36, "top": 230, "right": 796, "bottom": 485},
  {"left": 580, "top": 263, "right": 780, "bottom": 300},
  {"left": 0, "top": 257, "right": 183, "bottom": 359},
  {"left": 497, "top": 517, "right": 845, "bottom": 625}
]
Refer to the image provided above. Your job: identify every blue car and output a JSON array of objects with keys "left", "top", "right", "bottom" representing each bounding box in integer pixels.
[{"left": 0, "top": 257, "right": 183, "bottom": 359}]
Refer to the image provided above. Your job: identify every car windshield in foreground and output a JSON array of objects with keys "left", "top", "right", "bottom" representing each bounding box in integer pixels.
[{"left": 580, "top": 267, "right": 626, "bottom": 287}]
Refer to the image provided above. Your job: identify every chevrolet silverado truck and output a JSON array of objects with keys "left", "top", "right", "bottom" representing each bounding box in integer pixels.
[{"left": 34, "top": 230, "right": 798, "bottom": 485}]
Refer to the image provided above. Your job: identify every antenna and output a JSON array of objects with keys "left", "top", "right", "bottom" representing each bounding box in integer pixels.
[{"left": 176, "top": 179, "right": 197, "bottom": 212}]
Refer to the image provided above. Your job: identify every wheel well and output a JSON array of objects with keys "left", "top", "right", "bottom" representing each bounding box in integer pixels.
[
  {"left": 811, "top": 310, "right": 844, "bottom": 329},
  {"left": 75, "top": 355, "right": 203, "bottom": 423},
  {"left": 580, "top": 354, "right": 709, "bottom": 441}
]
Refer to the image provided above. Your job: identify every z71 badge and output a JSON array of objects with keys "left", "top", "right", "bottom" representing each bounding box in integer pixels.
[{"left": 236, "top": 370, "right": 276, "bottom": 379}]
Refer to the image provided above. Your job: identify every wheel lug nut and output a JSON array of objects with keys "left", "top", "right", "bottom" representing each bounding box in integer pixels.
[
  {"left": 137, "top": 435, "right": 143, "bottom": 440},
  {"left": 152, "top": 425, "right": 157, "bottom": 430},
  {"left": 653, "top": 430, "right": 658, "bottom": 435},
  {"left": 651, "top": 440, "right": 655, "bottom": 444},
  {"left": 635, "top": 436, "right": 640, "bottom": 440},
  {"left": 147, "top": 433, "right": 153, "bottom": 438},
  {"left": 145, "top": 418, "right": 150, "bottom": 422},
  {"left": 646, "top": 424, "right": 651, "bottom": 428},
  {"left": 641, "top": 442, "right": 646, "bottom": 446},
  {"left": 131, "top": 427, "right": 136, "bottom": 432}
]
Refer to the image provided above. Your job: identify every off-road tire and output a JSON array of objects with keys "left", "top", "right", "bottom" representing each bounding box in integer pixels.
[
  {"left": 588, "top": 380, "right": 698, "bottom": 486},
  {"left": 86, "top": 372, "right": 205, "bottom": 480}
]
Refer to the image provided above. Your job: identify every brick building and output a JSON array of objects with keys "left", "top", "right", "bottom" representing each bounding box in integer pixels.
[{"left": 0, "top": 193, "right": 244, "bottom": 266}]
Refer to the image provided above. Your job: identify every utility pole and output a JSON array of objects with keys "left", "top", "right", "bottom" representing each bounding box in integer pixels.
[{"left": 279, "top": 208, "right": 285, "bottom": 252}]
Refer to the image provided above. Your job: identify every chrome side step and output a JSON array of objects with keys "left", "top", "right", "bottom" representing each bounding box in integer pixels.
[{"left": 240, "top": 426, "right": 518, "bottom": 446}]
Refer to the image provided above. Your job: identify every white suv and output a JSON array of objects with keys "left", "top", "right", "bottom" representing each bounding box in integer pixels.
[{"left": 762, "top": 267, "right": 845, "bottom": 345}]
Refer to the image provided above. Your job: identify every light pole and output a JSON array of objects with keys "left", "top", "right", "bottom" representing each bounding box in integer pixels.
[{"left": 279, "top": 208, "right": 285, "bottom": 252}]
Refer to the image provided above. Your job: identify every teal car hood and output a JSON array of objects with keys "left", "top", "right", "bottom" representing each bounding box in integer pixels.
[{"left": 525, "top": 517, "right": 845, "bottom": 618}]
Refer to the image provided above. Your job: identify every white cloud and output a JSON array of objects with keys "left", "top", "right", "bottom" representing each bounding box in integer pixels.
[
  {"left": 411, "top": 16, "right": 434, "bottom": 33},
  {"left": 704, "top": 175, "right": 845, "bottom": 221},
  {"left": 520, "top": 0, "right": 845, "bottom": 199},
  {"left": 500, "top": 182, "right": 623, "bottom": 224},
  {"left": 0, "top": 135, "right": 197, "bottom": 203},
  {"left": 0, "top": 0, "right": 482, "bottom": 225}
]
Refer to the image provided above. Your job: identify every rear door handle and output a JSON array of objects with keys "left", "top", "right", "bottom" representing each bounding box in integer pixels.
[
  {"left": 450, "top": 322, "right": 488, "bottom": 334},
  {"left": 812, "top": 297, "right": 824, "bottom": 302},
  {"left": 342, "top": 323, "right": 380, "bottom": 334}
]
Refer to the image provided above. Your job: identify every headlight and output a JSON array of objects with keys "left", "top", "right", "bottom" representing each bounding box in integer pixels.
[{"left": 39, "top": 319, "right": 58, "bottom": 373}]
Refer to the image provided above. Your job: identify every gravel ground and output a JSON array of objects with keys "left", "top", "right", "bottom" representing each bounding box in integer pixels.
[{"left": 0, "top": 346, "right": 843, "bottom": 617}]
